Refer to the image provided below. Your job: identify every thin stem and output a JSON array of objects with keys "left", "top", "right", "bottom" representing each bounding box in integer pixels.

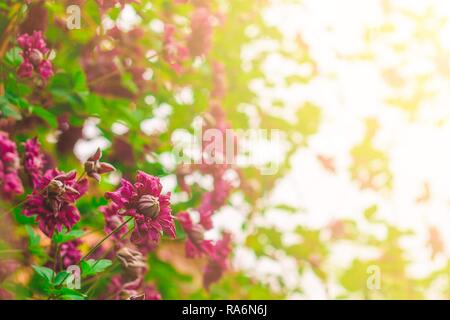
[
  {"left": 0, "top": 197, "right": 29, "bottom": 218},
  {"left": 88, "top": 69, "right": 121, "bottom": 86},
  {"left": 0, "top": 249, "right": 23, "bottom": 254},
  {"left": 76, "top": 171, "right": 86, "bottom": 183},
  {"left": 52, "top": 243, "right": 60, "bottom": 281},
  {"left": 0, "top": 3, "right": 22, "bottom": 58},
  {"left": 81, "top": 216, "right": 133, "bottom": 261},
  {"left": 56, "top": 216, "right": 133, "bottom": 295},
  {"left": 91, "top": 227, "right": 133, "bottom": 268},
  {"left": 85, "top": 227, "right": 133, "bottom": 298},
  {"left": 84, "top": 262, "right": 119, "bottom": 297}
]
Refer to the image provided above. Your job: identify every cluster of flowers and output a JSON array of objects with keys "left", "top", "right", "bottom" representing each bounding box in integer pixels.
[
  {"left": 0, "top": 132, "right": 23, "bottom": 199},
  {"left": 165, "top": 3, "right": 234, "bottom": 288},
  {"left": 5, "top": 2, "right": 235, "bottom": 297},
  {"left": 161, "top": 1, "right": 216, "bottom": 74},
  {"left": 17, "top": 31, "right": 53, "bottom": 81},
  {"left": 1, "top": 130, "right": 232, "bottom": 295}
]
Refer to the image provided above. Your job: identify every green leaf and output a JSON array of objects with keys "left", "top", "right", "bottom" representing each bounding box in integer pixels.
[
  {"left": 81, "top": 259, "right": 112, "bottom": 277},
  {"left": 32, "top": 265, "right": 54, "bottom": 283},
  {"left": 54, "top": 271, "right": 70, "bottom": 286},
  {"left": 0, "top": 96, "right": 21, "bottom": 119},
  {"left": 121, "top": 72, "right": 138, "bottom": 94},
  {"left": 364, "top": 205, "right": 378, "bottom": 221},
  {"left": 5, "top": 73, "right": 31, "bottom": 97},
  {"left": 25, "top": 225, "right": 47, "bottom": 258},
  {"left": 25, "top": 225, "right": 40, "bottom": 246},
  {"left": 296, "top": 102, "right": 322, "bottom": 138},
  {"left": 56, "top": 288, "right": 86, "bottom": 300},
  {"left": 31, "top": 106, "right": 58, "bottom": 128},
  {"left": 5, "top": 47, "right": 23, "bottom": 67},
  {"left": 52, "top": 228, "right": 84, "bottom": 244}
]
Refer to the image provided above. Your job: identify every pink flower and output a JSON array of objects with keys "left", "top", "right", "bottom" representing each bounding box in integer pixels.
[
  {"left": 0, "top": 131, "right": 23, "bottom": 199},
  {"left": 203, "top": 233, "right": 232, "bottom": 289},
  {"left": 17, "top": 60, "right": 33, "bottom": 78},
  {"left": 0, "top": 260, "right": 19, "bottom": 283},
  {"left": 198, "top": 177, "right": 232, "bottom": 229},
  {"left": 107, "top": 275, "right": 162, "bottom": 300},
  {"left": 17, "top": 31, "right": 53, "bottom": 81},
  {"left": 188, "top": 7, "right": 213, "bottom": 57},
  {"left": 105, "top": 171, "right": 176, "bottom": 246},
  {"left": 59, "top": 239, "right": 82, "bottom": 269},
  {"left": 196, "top": 104, "right": 236, "bottom": 230},
  {"left": 37, "top": 59, "right": 53, "bottom": 80},
  {"left": 163, "top": 24, "right": 189, "bottom": 75},
  {"left": 23, "top": 169, "right": 88, "bottom": 237},
  {"left": 23, "top": 137, "right": 45, "bottom": 188},
  {"left": 100, "top": 203, "right": 128, "bottom": 240},
  {"left": 0, "top": 288, "right": 12, "bottom": 300},
  {"left": 211, "top": 61, "right": 227, "bottom": 100},
  {"left": 143, "top": 285, "right": 162, "bottom": 300},
  {"left": 177, "top": 211, "right": 214, "bottom": 258}
]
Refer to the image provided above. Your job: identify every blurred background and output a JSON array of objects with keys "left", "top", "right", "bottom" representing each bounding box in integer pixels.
[
  {"left": 220, "top": 0, "right": 450, "bottom": 299},
  {"left": 1, "top": 0, "right": 450, "bottom": 300}
]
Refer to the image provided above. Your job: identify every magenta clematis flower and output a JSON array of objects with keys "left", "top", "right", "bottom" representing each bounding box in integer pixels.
[
  {"left": 23, "top": 169, "right": 88, "bottom": 237},
  {"left": 17, "top": 31, "right": 53, "bottom": 81},
  {"left": 59, "top": 239, "right": 82, "bottom": 269},
  {"left": 211, "top": 61, "right": 227, "bottom": 100},
  {"left": 143, "top": 285, "right": 162, "bottom": 300},
  {"left": 100, "top": 203, "right": 128, "bottom": 240},
  {"left": 198, "top": 177, "right": 232, "bottom": 230},
  {"left": 23, "top": 137, "right": 45, "bottom": 188},
  {"left": 0, "top": 132, "right": 23, "bottom": 199},
  {"left": 177, "top": 211, "right": 214, "bottom": 258},
  {"left": 105, "top": 171, "right": 176, "bottom": 246},
  {"left": 163, "top": 24, "right": 189, "bottom": 75},
  {"left": 188, "top": 7, "right": 213, "bottom": 57},
  {"left": 196, "top": 103, "right": 236, "bottom": 230},
  {"left": 203, "top": 233, "right": 232, "bottom": 289}
]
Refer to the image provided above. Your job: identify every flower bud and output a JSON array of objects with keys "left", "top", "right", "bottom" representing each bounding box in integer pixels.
[
  {"left": 116, "top": 247, "right": 147, "bottom": 271},
  {"left": 29, "top": 49, "right": 44, "bottom": 67},
  {"left": 137, "top": 195, "right": 160, "bottom": 219},
  {"left": 84, "top": 147, "right": 116, "bottom": 182},
  {"left": 189, "top": 224, "right": 205, "bottom": 245},
  {"left": 128, "top": 293, "right": 145, "bottom": 300}
]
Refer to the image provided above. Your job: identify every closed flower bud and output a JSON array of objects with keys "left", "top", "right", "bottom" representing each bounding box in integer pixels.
[
  {"left": 29, "top": 49, "right": 44, "bottom": 67},
  {"left": 189, "top": 224, "right": 205, "bottom": 245},
  {"left": 128, "top": 293, "right": 145, "bottom": 300},
  {"left": 84, "top": 147, "right": 116, "bottom": 182},
  {"left": 98, "top": 162, "right": 116, "bottom": 174},
  {"left": 88, "top": 147, "right": 102, "bottom": 161},
  {"left": 137, "top": 195, "right": 160, "bottom": 219},
  {"left": 116, "top": 247, "right": 147, "bottom": 276}
]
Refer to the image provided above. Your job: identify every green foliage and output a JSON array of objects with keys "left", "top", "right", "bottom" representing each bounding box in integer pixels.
[
  {"left": 52, "top": 228, "right": 84, "bottom": 244},
  {"left": 81, "top": 259, "right": 113, "bottom": 277}
]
